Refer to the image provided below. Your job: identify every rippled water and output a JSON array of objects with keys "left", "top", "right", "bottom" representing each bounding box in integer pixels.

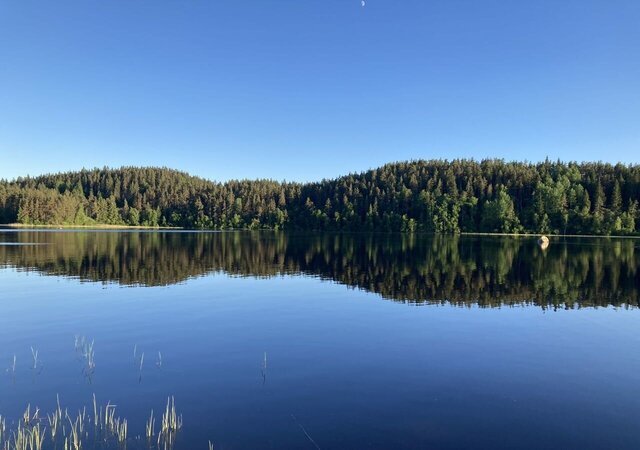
[{"left": 0, "top": 230, "right": 639, "bottom": 449}]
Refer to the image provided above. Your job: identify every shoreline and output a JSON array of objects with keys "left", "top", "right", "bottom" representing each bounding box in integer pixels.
[
  {"left": 0, "top": 223, "right": 182, "bottom": 230},
  {"left": 0, "top": 223, "right": 638, "bottom": 238},
  {"left": 460, "top": 231, "right": 640, "bottom": 239}
]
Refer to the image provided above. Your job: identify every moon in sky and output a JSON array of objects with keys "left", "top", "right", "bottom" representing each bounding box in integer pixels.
[{"left": 361, "top": 0, "right": 365, "bottom": 6}]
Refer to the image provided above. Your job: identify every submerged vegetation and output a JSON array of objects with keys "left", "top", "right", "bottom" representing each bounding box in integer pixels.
[
  {"left": 1, "top": 231, "right": 638, "bottom": 308},
  {"left": 1, "top": 338, "right": 188, "bottom": 449},
  {"left": 0, "top": 395, "right": 187, "bottom": 450},
  {"left": 0, "top": 337, "right": 195, "bottom": 450},
  {"left": 0, "top": 159, "right": 639, "bottom": 235}
]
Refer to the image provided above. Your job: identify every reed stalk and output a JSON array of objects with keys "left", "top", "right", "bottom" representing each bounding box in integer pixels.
[
  {"left": 0, "top": 414, "right": 5, "bottom": 444},
  {"left": 30, "top": 347, "right": 38, "bottom": 370},
  {"left": 145, "top": 410, "right": 155, "bottom": 440},
  {"left": 6, "top": 355, "right": 16, "bottom": 376}
]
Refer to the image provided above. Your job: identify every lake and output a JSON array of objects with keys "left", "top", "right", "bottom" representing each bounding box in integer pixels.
[{"left": 1, "top": 230, "right": 639, "bottom": 449}]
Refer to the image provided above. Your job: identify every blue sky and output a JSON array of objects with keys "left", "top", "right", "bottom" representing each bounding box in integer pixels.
[{"left": 0, "top": 0, "right": 638, "bottom": 182}]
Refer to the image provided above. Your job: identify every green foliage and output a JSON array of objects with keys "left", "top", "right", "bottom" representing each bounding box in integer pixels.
[
  {"left": 126, "top": 207, "right": 140, "bottom": 226},
  {"left": 481, "top": 187, "right": 521, "bottom": 233},
  {"left": 0, "top": 160, "right": 638, "bottom": 235}
]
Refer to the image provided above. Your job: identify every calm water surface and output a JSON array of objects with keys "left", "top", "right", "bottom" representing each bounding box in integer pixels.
[{"left": 0, "top": 230, "right": 639, "bottom": 449}]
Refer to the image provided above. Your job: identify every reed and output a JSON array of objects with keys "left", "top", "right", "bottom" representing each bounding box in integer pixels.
[
  {"left": 116, "top": 418, "right": 127, "bottom": 443},
  {"left": 28, "top": 423, "right": 45, "bottom": 450},
  {"left": 78, "top": 409, "right": 86, "bottom": 435},
  {"left": 90, "top": 398, "right": 129, "bottom": 446},
  {"left": 75, "top": 336, "right": 96, "bottom": 375},
  {"left": 261, "top": 351, "right": 268, "bottom": 385},
  {"left": 0, "top": 395, "right": 192, "bottom": 450},
  {"left": 68, "top": 415, "right": 81, "bottom": 450},
  {"left": 11, "top": 423, "right": 27, "bottom": 450},
  {"left": 160, "top": 397, "right": 182, "bottom": 434},
  {"left": 30, "top": 347, "right": 38, "bottom": 370},
  {"left": 157, "top": 396, "right": 182, "bottom": 450},
  {"left": 47, "top": 398, "right": 62, "bottom": 443},
  {"left": 93, "top": 394, "right": 98, "bottom": 428},
  {"left": 74, "top": 335, "right": 82, "bottom": 352},
  {"left": 22, "top": 405, "right": 30, "bottom": 426},
  {"left": 63, "top": 409, "right": 88, "bottom": 450},
  {"left": 103, "top": 402, "right": 117, "bottom": 433},
  {"left": 8, "top": 421, "right": 46, "bottom": 450},
  {"left": 6, "top": 355, "right": 16, "bottom": 377},
  {"left": 85, "top": 342, "right": 95, "bottom": 373},
  {"left": 47, "top": 412, "right": 59, "bottom": 442},
  {"left": 146, "top": 410, "right": 155, "bottom": 440}
]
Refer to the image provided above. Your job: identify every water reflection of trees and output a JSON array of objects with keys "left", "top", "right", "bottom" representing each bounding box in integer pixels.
[{"left": 1, "top": 231, "right": 638, "bottom": 308}]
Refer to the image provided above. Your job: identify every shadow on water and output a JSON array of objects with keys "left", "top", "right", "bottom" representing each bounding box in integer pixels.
[{"left": 1, "top": 230, "right": 638, "bottom": 309}]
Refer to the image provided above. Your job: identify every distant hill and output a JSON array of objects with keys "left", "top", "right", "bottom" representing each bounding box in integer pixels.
[{"left": 1, "top": 160, "right": 638, "bottom": 235}]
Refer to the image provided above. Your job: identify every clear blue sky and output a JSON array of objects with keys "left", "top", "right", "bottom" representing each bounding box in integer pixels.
[{"left": 1, "top": 0, "right": 638, "bottom": 182}]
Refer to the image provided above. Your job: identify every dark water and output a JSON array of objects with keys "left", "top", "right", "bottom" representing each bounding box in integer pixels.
[{"left": 0, "top": 230, "right": 639, "bottom": 449}]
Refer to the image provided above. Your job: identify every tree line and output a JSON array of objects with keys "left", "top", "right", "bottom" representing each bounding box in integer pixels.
[{"left": 1, "top": 159, "right": 639, "bottom": 234}]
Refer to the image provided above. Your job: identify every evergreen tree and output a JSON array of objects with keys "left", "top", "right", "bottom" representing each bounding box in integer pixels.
[{"left": 0, "top": 161, "right": 638, "bottom": 235}]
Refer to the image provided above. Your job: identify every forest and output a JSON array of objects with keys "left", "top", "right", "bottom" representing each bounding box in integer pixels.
[{"left": 0, "top": 159, "right": 638, "bottom": 235}]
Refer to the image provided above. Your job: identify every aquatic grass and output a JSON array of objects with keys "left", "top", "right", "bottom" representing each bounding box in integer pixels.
[
  {"left": 22, "top": 406, "right": 31, "bottom": 427},
  {"left": 93, "top": 398, "right": 131, "bottom": 447},
  {"left": 67, "top": 415, "right": 81, "bottom": 450},
  {"left": 7, "top": 421, "right": 46, "bottom": 450},
  {"left": 0, "top": 414, "right": 5, "bottom": 445},
  {"left": 47, "top": 412, "right": 60, "bottom": 442},
  {"left": 75, "top": 336, "right": 96, "bottom": 377},
  {"left": 160, "top": 397, "right": 182, "bottom": 434},
  {"left": 11, "top": 423, "right": 27, "bottom": 450},
  {"left": 103, "top": 402, "right": 117, "bottom": 433},
  {"left": 85, "top": 343, "right": 96, "bottom": 373},
  {"left": 158, "top": 397, "right": 182, "bottom": 450},
  {"left": 30, "top": 348, "right": 39, "bottom": 371},
  {"left": 291, "top": 414, "right": 321, "bottom": 450},
  {"left": 145, "top": 410, "right": 155, "bottom": 440},
  {"left": 79, "top": 408, "right": 86, "bottom": 435},
  {"left": 261, "top": 351, "right": 268, "bottom": 385},
  {"left": 0, "top": 395, "right": 208, "bottom": 450},
  {"left": 46, "top": 397, "right": 62, "bottom": 443},
  {"left": 28, "top": 423, "right": 45, "bottom": 450},
  {"left": 93, "top": 394, "right": 98, "bottom": 428},
  {"left": 73, "top": 335, "right": 82, "bottom": 353},
  {"left": 6, "top": 355, "right": 16, "bottom": 378},
  {"left": 115, "top": 418, "right": 127, "bottom": 444}
]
